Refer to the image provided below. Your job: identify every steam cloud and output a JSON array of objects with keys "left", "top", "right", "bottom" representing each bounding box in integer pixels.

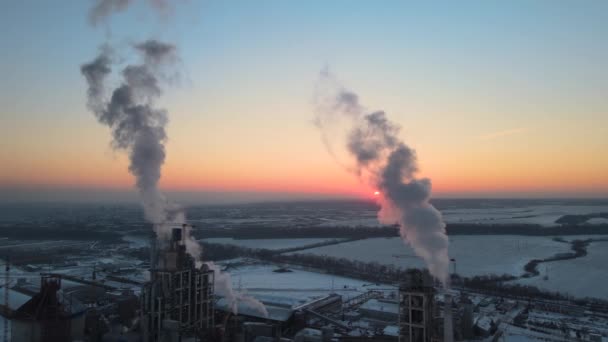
[
  {"left": 83, "top": 2, "right": 268, "bottom": 316},
  {"left": 314, "top": 70, "right": 450, "bottom": 286},
  {"left": 89, "top": 0, "right": 176, "bottom": 26},
  {"left": 81, "top": 41, "right": 176, "bottom": 234},
  {"left": 206, "top": 262, "right": 269, "bottom": 318},
  {"left": 82, "top": 40, "right": 267, "bottom": 318}
]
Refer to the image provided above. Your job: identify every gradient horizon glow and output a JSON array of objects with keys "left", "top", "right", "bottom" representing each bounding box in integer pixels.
[{"left": 1, "top": 1, "right": 607, "bottom": 202}]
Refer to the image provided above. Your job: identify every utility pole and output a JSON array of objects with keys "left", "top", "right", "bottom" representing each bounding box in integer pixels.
[{"left": 3, "top": 256, "right": 10, "bottom": 342}]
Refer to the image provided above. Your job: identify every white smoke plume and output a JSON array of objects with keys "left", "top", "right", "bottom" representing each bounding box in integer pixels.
[
  {"left": 83, "top": 1, "right": 268, "bottom": 314},
  {"left": 205, "top": 262, "right": 269, "bottom": 318},
  {"left": 84, "top": 0, "right": 196, "bottom": 251},
  {"left": 314, "top": 70, "right": 450, "bottom": 286},
  {"left": 81, "top": 41, "right": 181, "bottom": 239},
  {"left": 89, "top": 0, "right": 179, "bottom": 26}
]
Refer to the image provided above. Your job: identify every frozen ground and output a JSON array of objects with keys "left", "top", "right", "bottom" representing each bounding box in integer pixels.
[
  {"left": 586, "top": 217, "right": 608, "bottom": 225},
  {"left": 202, "top": 238, "right": 341, "bottom": 250},
  {"left": 318, "top": 217, "right": 382, "bottom": 228},
  {"left": 122, "top": 235, "right": 149, "bottom": 248},
  {"left": 512, "top": 240, "right": 608, "bottom": 300},
  {"left": 285, "top": 237, "right": 425, "bottom": 270},
  {"left": 318, "top": 204, "right": 608, "bottom": 228},
  {"left": 558, "top": 235, "right": 608, "bottom": 242},
  {"left": 443, "top": 205, "right": 608, "bottom": 227},
  {"left": 219, "top": 261, "right": 394, "bottom": 303},
  {"left": 287, "top": 236, "right": 571, "bottom": 277}
]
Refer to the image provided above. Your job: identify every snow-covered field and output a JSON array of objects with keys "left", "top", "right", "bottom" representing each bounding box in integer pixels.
[
  {"left": 220, "top": 262, "right": 393, "bottom": 303},
  {"left": 586, "top": 217, "right": 608, "bottom": 225},
  {"left": 318, "top": 205, "right": 608, "bottom": 228},
  {"left": 559, "top": 235, "right": 608, "bottom": 242},
  {"left": 202, "top": 238, "right": 341, "bottom": 250},
  {"left": 443, "top": 205, "right": 608, "bottom": 227},
  {"left": 285, "top": 237, "right": 425, "bottom": 269},
  {"left": 287, "top": 236, "right": 571, "bottom": 277},
  {"left": 318, "top": 217, "right": 382, "bottom": 228},
  {"left": 512, "top": 240, "right": 608, "bottom": 300}
]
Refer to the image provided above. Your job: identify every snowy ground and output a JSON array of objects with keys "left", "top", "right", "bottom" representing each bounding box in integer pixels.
[
  {"left": 512, "top": 240, "right": 608, "bottom": 300},
  {"left": 287, "top": 236, "right": 571, "bottom": 278},
  {"left": 122, "top": 235, "right": 149, "bottom": 248},
  {"left": 558, "top": 235, "right": 608, "bottom": 242},
  {"left": 442, "top": 205, "right": 608, "bottom": 226},
  {"left": 202, "top": 238, "right": 341, "bottom": 250},
  {"left": 219, "top": 261, "right": 394, "bottom": 303},
  {"left": 318, "top": 217, "right": 382, "bottom": 228},
  {"left": 586, "top": 217, "right": 608, "bottom": 225},
  {"left": 318, "top": 205, "right": 608, "bottom": 228},
  {"left": 285, "top": 237, "right": 425, "bottom": 270}
]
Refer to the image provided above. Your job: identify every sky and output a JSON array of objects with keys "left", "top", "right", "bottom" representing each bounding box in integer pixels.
[{"left": 1, "top": 1, "right": 607, "bottom": 203}]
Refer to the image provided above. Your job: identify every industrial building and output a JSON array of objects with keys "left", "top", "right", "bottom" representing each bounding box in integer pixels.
[
  {"left": 398, "top": 271, "right": 436, "bottom": 342},
  {"left": 3, "top": 275, "right": 86, "bottom": 342},
  {"left": 140, "top": 225, "right": 215, "bottom": 342},
  {"left": 1, "top": 225, "right": 607, "bottom": 341}
]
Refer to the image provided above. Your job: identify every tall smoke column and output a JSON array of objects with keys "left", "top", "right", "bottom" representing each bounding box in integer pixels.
[
  {"left": 314, "top": 71, "right": 450, "bottom": 286},
  {"left": 89, "top": 0, "right": 176, "bottom": 26},
  {"left": 83, "top": 2, "right": 269, "bottom": 317},
  {"left": 81, "top": 40, "right": 178, "bottom": 238},
  {"left": 85, "top": 0, "right": 204, "bottom": 259},
  {"left": 82, "top": 44, "right": 268, "bottom": 317}
]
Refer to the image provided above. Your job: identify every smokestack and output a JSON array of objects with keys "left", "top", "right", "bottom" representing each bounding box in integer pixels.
[
  {"left": 314, "top": 70, "right": 450, "bottom": 286},
  {"left": 443, "top": 293, "right": 454, "bottom": 342}
]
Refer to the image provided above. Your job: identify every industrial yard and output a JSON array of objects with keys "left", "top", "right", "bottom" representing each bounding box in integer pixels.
[
  {"left": 4, "top": 0, "right": 608, "bottom": 340},
  {"left": 0, "top": 200, "right": 607, "bottom": 341}
]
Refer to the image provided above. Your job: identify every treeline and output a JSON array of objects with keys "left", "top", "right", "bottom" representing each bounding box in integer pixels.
[
  {"left": 0, "top": 224, "right": 123, "bottom": 241},
  {"left": 445, "top": 223, "right": 608, "bottom": 236},
  {"left": 5, "top": 245, "right": 88, "bottom": 266},
  {"left": 200, "top": 241, "right": 418, "bottom": 284},
  {"left": 461, "top": 275, "right": 569, "bottom": 301},
  {"left": 556, "top": 212, "right": 608, "bottom": 225},
  {"left": 461, "top": 274, "right": 608, "bottom": 313},
  {"left": 195, "top": 226, "right": 399, "bottom": 240},
  {"left": 524, "top": 239, "right": 594, "bottom": 277},
  {"left": 193, "top": 223, "right": 608, "bottom": 241}
]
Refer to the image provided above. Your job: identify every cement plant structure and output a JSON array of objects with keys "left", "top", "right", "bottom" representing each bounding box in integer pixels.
[
  {"left": 141, "top": 225, "right": 215, "bottom": 341},
  {"left": 398, "top": 271, "right": 436, "bottom": 342}
]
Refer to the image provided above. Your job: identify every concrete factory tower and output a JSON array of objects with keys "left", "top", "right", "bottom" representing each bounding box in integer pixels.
[
  {"left": 398, "top": 270, "right": 435, "bottom": 342},
  {"left": 141, "top": 225, "right": 215, "bottom": 341}
]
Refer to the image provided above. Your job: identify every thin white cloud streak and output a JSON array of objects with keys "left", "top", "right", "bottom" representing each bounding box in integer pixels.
[{"left": 477, "top": 127, "right": 527, "bottom": 141}]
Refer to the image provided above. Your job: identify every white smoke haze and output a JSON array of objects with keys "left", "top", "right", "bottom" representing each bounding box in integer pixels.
[
  {"left": 83, "top": 1, "right": 194, "bottom": 244},
  {"left": 89, "top": 0, "right": 180, "bottom": 26},
  {"left": 314, "top": 70, "right": 451, "bottom": 286},
  {"left": 205, "top": 262, "right": 269, "bottom": 318},
  {"left": 81, "top": 40, "right": 179, "bottom": 238}
]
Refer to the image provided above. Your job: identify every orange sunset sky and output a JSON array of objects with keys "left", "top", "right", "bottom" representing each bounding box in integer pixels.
[{"left": 1, "top": 1, "right": 607, "bottom": 202}]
